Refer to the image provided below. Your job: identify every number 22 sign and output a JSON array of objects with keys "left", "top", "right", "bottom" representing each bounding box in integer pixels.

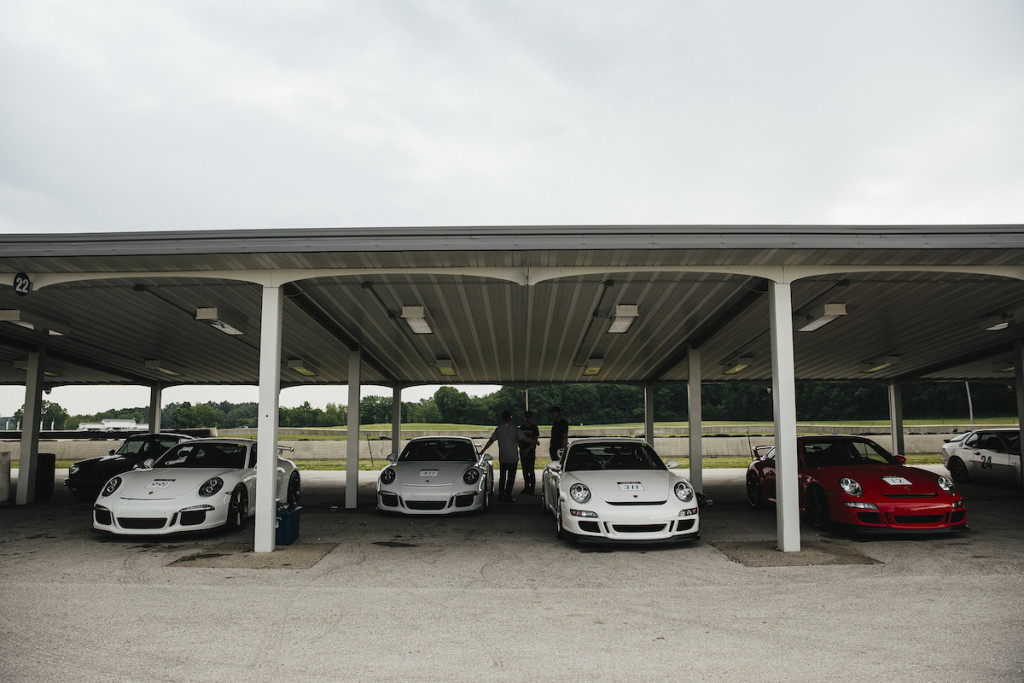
[{"left": 13, "top": 272, "right": 31, "bottom": 296}]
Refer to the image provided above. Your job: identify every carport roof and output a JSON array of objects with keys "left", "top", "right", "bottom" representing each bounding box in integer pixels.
[{"left": 1, "top": 224, "right": 1023, "bottom": 389}]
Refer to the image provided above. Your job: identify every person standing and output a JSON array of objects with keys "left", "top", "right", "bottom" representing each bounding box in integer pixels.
[
  {"left": 518, "top": 411, "right": 540, "bottom": 495},
  {"left": 549, "top": 406, "right": 568, "bottom": 461},
  {"left": 479, "top": 410, "right": 525, "bottom": 502}
]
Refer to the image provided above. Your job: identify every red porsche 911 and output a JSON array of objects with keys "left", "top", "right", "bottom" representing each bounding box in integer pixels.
[{"left": 747, "top": 435, "right": 966, "bottom": 533}]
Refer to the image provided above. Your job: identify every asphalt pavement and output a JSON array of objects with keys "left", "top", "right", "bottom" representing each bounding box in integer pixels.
[{"left": 1, "top": 467, "right": 1023, "bottom": 682}]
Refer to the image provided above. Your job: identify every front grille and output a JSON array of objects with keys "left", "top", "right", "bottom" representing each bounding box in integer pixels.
[
  {"left": 407, "top": 500, "right": 448, "bottom": 511},
  {"left": 179, "top": 510, "right": 207, "bottom": 526},
  {"left": 578, "top": 521, "right": 600, "bottom": 533},
  {"left": 891, "top": 514, "right": 945, "bottom": 525},
  {"left": 950, "top": 510, "right": 966, "bottom": 524},
  {"left": 454, "top": 494, "right": 475, "bottom": 507},
  {"left": 884, "top": 493, "right": 937, "bottom": 498},
  {"left": 607, "top": 500, "right": 667, "bottom": 506},
  {"left": 674, "top": 519, "right": 696, "bottom": 532},
  {"left": 857, "top": 512, "right": 883, "bottom": 524},
  {"left": 117, "top": 517, "right": 167, "bottom": 529},
  {"left": 379, "top": 493, "right": 399, "bottom": 507},
  {"left": 94, "top": 508, "right": 112, "bottom": 525},
  {"left": 612, "top": 523, "right": 667, "bottom": 534}
]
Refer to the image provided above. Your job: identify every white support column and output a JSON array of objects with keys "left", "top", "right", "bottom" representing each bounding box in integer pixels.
[
  {"left": 1015, "top": 340, "right": 1024, "bottom": 490},
  {"left": 149, "top": 383, "right": 162, "bottom": 433},
  {"left": 254, "top": 285, "right": 283, "bottom": 553},
  {"left": 15, "top": 348, "right": 45, "bottom": 505},
  {"left": 687, "top": 346, "right": 703, "bottom": 494},
  {"left": 391, "top": 385, "right": 403, "bottom": 458},
  {"left": 888, "top": 380, "right": 905, "bottom": 456},
  {"left": 769, "top": 280, "right": 800, "bottom": 552},
  {"left": 643, "top": 384, "right": 655, "bottom": 447},
  {"left": 346, "top": 348, "right": 361, "bottom": 509}
]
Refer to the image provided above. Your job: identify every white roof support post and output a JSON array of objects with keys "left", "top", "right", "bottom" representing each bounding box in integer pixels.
[
  {"left": 687, "top": 346, "right": 703, "bottom": 494},
  {"left": 391, "top": 385, "right": 403, "bottom": 458},
  {"left": 254, "top": 285, "right": 283, "bottom": 553},
  {"left": 149, "top": 383, "right": 162, "bottom": 434},
  {"left": 15, "top": 348, "right": 45, "bottom": 505},
  {"left": 1015, "top": 340, "right": 1024, "bottom": 490},
  {"left": 346, "top": 348, "right": 361, "bottom": 509},
  {"left": 888, "top": 380, "right": 905, "bottom": 456},
  {"left": 769, "top": 280, "right": 800, "bottom": 552},
  {"left": 643, "top": 383, "right": 656, "bottom": 448}
]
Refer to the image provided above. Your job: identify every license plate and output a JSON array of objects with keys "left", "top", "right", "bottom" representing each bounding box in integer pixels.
[
  {"left": 147, "top": 479, "right": 174, "bottom": 489},
  {"left": 420, "top": 470, "right": 439, "bottom": 477},
  {"left": 882, "top": 476, "right": 912, "bottom": 486},
  {"left": 618, "top": 482, "right": 644, "bottom": 492}
]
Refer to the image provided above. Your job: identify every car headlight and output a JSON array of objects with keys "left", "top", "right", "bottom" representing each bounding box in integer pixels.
[
  {"left": 198, "top": 477, "right": 224, "bottom": 497},
  {"left": 674, "top": 480, "right": 695, "bottom": 502},
  {"left": 569, "top": 483, "right": 591, "bottom": 504},
  {"left": 101, "top": 477, "right": 122, "bottom": 497},
  {"left": 839, "top": 477, "right": 863, "bottom": 497},
  {"left": 937, "top": 475, "right": 956, "bottom": 494},
  {"left": 69, "top": 464, "right": 79, "bottom": 475},
  {"left": 463, "top": 468, "right": 481, "bottom": 485},
  {"left": 380, "top": 467, "right": 396, "bottom": 485}
]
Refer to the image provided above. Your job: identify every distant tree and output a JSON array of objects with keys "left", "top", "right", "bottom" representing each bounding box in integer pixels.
[
  {"left": 404, "top": 398, "right": 441, "bottom": 423},
  {"left": 224, "top": 403, "right": 258, "bottom": 428},
  {"left": 360, "top": 395, "right": 392, "bottom": 424},
  {"left": 13, "top": 400, "right": 70, "bottom": 430},
  {"left": 318, "top": 402, "right": 347, "bottom": 427},
  {"left": 433, "top": 386, "right": 471, "bottom": 423}
]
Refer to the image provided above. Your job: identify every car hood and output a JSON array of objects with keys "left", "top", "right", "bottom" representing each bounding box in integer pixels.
[
  {"left": 116, "top": 467, "right": 239, "bottom": 500},
  {"left": 390, "top": 461, "right": 480, "bottom": 485},
  {"left": 564, "top": 470, "right": 680, "bottom": 504},
  {"left": 813, "top": 464, "right": 948, "bottom": 497}
]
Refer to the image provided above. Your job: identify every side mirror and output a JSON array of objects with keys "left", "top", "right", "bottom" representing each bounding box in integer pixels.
[
  {"left": 895, "top": 455, "right": 907, "bottom": 464},
  {"left": 483, "top": 454, "right": 493, "bottom": 463},
  {"left": 141, "top": 458, "right": 155, "bottom": 469},
  {"left": 547, "top": 461, "right": 562, "bottom": 472},
  {"left": 665, "top": 460, "right": 679, "bottom": 469},
  {"left": 108, "top": 449, "right": 116, "bottom": 456},
  {"left": 556, "top": 448, "right": 565, "bottom": 460},
  {"left": 386, "top": 453, "right": 397, "bottom": 463}
]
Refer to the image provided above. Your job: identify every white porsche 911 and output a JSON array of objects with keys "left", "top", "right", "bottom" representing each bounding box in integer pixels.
[
  {"left": 92, "top": 438, "right": 300, "bottom": 536},
  {"left": 377, "top": 436, "right": 493, "bottom": 514},
  {"left": 541, "top": 438, "right": 700, "bottom": 544}
]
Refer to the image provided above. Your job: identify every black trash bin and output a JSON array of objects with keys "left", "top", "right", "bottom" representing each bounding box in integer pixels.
[{"left": 34, "top": 453, "right": 56, "bottom": 500}]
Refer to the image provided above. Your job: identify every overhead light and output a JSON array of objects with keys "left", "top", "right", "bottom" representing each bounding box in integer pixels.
[
  {"left": 993, "top": 360, "right": 1015, "bottom": 373},
  {"left": 583, "top": 358, "right": 603, "bottom": 376},
  {"left": 195, "top": 307, "right": 246, "bottom": 335},
  {"left": 721, "top": 356, "right": 753, "bottom": 375},
  {"left": 798, "top": 303, "right": 847, "bottom": 332},
  {"left": 436, "top": 358, "right": 456, "bottom": 376},
  {"left": 402, "top": 306, "right": 432, "bottom": 334},
  {"left": 978, "top": 312, "right": 1014, "bottom": 331},
  {"left": 0, "top": 309, "right": 69, "bottom": 336},
  {"left": 145, "top": 359, "right": 183, "bottom": 377},
  {"left": 287, "top": 359, "right": 318, "bottom": 377},
  {"left": 13, "top": 360, "right": 63, "bottom": 378},
  {"left": 608, "top": 305, "right": 639, "bottom": 334},
  {"left": 860, "top": 355, "right": 901, "bottom": 373}
]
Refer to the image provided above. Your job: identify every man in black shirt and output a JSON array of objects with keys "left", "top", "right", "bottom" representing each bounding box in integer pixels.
[
  {"left": 518, "top": 411, "right": 540, "bottom": 494},
  {"left": 549, "top": 406, "right": 568, "bottom": 461}
]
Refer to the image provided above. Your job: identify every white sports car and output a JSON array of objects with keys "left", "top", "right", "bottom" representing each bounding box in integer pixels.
[
  {"left": 541, "top": 438, "right": 700, "bottom": 543},
  {"left": 941, "top": 428, "right": 1021, "bottom": 484},
  {"left": 92, "top": 438, "right": 300, "bottom": 536},
  {"left": 377, "top": 436, "right": 493, "bottom": 514}
]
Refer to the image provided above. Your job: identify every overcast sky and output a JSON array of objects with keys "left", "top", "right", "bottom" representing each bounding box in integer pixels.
[{"left": 1, "top": 1, "right": 1022, "bottom": 415}]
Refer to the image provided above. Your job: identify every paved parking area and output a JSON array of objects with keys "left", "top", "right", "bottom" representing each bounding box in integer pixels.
[{"left": 2, "top": 467, "right": 1023, "bottom": 681}]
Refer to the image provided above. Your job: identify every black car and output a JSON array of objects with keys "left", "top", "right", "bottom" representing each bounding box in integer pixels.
[{"left": 65, "top": 433, "right": 194, "bottom": 500}]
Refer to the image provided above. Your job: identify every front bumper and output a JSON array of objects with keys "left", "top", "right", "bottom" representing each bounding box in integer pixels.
[
  {"left": 831, "top": 497, "right": 967, "bottom": 533},
  {"left": 377, "top": 487, "right": 487, "bottom": 515},
  {"left": 559, "top": 500, "right": 700, "bottom": 543},
  {"left": 93, "top": 495, "right": 231, "bottom": 535}
]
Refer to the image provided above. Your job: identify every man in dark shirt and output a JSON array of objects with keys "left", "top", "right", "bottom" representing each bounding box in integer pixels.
[
  {"left": 518, "top": 410, "right": 540, "bottom": 494},
  {"left": 549, "top": 406, "right": 568, "bottom": 461}
]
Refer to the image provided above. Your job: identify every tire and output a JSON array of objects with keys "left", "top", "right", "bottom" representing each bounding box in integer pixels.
[
  {"left": 287, "top": 471, "right": 301, "bottom": 505},
  {"left": 746, "top": 473, "right": 764, "bottom": 509},
  {"left": 947, "top": 457, "right": 969, "bottom": 483},
  {"left": 807, "top": 486, "right": 831, "bottom": 531},
  {"left": 225, "top": 487, "right": 248, "bottom": 532}
]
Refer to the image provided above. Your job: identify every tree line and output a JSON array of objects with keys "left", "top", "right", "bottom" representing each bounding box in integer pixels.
[{"left": 6, "top": 380, "right": 1017, "bottom": 431}]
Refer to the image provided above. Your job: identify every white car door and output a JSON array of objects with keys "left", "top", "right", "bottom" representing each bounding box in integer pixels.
[{"left": 962, "top": 432, "right": 1007, "bottom": 480}]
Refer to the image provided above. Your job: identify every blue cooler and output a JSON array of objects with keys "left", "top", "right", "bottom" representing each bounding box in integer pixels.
[{"left": 275, "top": 504, "right": 301, "bottom": 545}]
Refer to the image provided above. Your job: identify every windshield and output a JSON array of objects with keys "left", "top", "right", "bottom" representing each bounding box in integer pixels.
[
  {"left": 564, "top": 442, "right": 667, "bottom": 472},
  {"left": 155, "top": 442, "right": 249, "bottom": 469},
  {"left": 399, "top": 439, "right": 477, "bottom": 463},
  {"left": 114, "top": 438, "right": 149, "bottom": 456},
  {"left": 802, "top": 438, "right": 896, "bottom": 467}
]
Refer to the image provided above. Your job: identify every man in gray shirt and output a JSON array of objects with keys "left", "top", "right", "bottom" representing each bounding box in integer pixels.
[{"left": 480, "top": 411, "right": 527, "bottom": 502}]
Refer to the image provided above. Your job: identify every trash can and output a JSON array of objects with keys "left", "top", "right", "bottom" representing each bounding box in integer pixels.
[
  {"left": 35, "top": 453, "right": 56, "bottom": 501},
  {"left": 275, "top": 504, "right": 301, "bottom": 546}
]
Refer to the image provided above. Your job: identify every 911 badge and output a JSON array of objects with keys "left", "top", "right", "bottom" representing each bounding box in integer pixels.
[
  {"left": 146, "top": 479, "right": 174, "bottom": 489},
  {"left": 618, "top": 481, "right": 644, "bottom": 491}
]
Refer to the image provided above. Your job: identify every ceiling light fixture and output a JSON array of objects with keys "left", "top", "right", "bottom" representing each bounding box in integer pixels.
[
  {"left": 978, "top": 312, "right": 1014, "bottom": 331},
  {"left": 721, "top": 356, "right": 754, "bottom": 375},
  {"left": 0, "top": 309, "right": 69, "bottom": 336},
  {"left": 402, "top": 306, "right": 432, "bottom": 334},
  {"left": 287, "top": 359, "right": 318, "bottom": 377},
  {"left": 607, "top": 304, "right": 639, "bottom": 334},
  {"left": 195, "top": 307, "right": 246, "bottom": 336},
  {"left": 145, "top": 359, "right": 184, "bottom": 377},
  {"left": 859, "top": 355, "right": 901, "bottom": 373},
  {"left": 993, "top": 360, "right": 1015, "bottom": 373},
  {"left": 798, "top": 303, "right": 848, "bottom": 332},
  {"left": 436, "top": 358, "right": 456, "bottom": 377},
  {"left": 13, "top": 360, "right": 63, "bottom": 378},
  {"left": 582, "top": 358, "right": 603, "bottom": 376}
]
